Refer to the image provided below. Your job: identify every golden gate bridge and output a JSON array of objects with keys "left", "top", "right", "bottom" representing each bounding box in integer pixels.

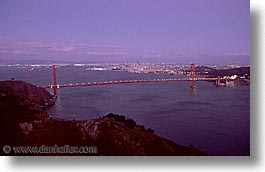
[{"left": 43, "top": 64, "right": 221, "bottom": 97}]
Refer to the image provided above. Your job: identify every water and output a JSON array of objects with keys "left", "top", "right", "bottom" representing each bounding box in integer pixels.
[{"left": 0, "top": 66, "right": 250, "bottom": 155}]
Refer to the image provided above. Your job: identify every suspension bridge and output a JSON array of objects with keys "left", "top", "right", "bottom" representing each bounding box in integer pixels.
[{"left": 43, "top": 64, "right": 221, "bottom": 97}]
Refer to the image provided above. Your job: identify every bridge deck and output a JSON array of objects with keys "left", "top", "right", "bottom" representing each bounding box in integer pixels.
[{"left": 43, "top": 78, "right": 219, "bottom": 89}]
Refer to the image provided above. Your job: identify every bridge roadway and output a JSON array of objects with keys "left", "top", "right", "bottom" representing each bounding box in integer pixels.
[{"left": 43, "top": 77, "right": 219, "bottom": 89}]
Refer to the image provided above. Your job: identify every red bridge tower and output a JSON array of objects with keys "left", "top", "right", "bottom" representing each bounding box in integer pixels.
[
  {"left": 190, "top": 63, "right": 195, "bottom": 88},
  {"left": 53, "top": 64, "right": 57, "bottom": 97}
]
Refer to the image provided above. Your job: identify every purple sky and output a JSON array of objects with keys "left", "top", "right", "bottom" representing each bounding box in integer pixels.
[{"left": 0, "top": 0, "right": 249, "bottom": 64}]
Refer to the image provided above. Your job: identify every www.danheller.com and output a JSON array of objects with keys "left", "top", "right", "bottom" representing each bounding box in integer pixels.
[{"left": 2, "top": 145, "right": 98, "bottom": 154}]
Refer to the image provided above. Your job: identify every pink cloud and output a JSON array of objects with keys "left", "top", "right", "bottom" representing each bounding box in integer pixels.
[
  {"left": 48, "top": 46, "right": 75, "bottom": 52},
  {"left": 0, "top": 41, "right": 126, "bottom": 58},
  {"left": 85, "top": 51, "right": 125, "bottom": 56},
  {"left": 226, "top": 52, "right": 249, "bottom": 56}
]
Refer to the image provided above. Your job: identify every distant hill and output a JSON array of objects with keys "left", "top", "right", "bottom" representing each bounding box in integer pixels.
[
  {"left": 208, "top": 67, "right": 250, "bottom": 77},
  {"left": 195, "top": 66, "right": 214, "bottom": 74},
  {"left": 195, "top": 66, "right": 250, "bottom": 77}
]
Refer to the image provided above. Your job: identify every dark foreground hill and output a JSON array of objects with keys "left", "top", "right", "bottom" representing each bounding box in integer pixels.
[{"left": 0, "top": 80, "right": 206, "bottom": 156}]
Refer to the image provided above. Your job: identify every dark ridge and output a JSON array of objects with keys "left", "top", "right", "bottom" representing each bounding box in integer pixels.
[{"left": 207, "top": 67, "right": 250, "bottom": 77}]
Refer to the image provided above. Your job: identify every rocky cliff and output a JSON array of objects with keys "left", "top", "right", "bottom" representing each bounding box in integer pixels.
[
  {"left": 0, "top": 80, "right": 54, "bottom": 108},
  {"left": 0, "top": 80, "right": 54, "bottom": 148}
]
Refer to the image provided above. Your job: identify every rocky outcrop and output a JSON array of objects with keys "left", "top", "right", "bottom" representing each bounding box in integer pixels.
[
  {"left": 0, "top": 80, "right": 54, "bottom": 108},
  {"left": 0, "top": 80, "right": 54, "bottom": 147},
  {"left": 0, "top": 80, "right": 206, "bottom": 156},
  {"left": 0, "top": 81, "right": 54, "bottom": 122},
  {"left": 20, "top": 114, "right": 206, "bottom": 156},
  {"left": 76, "top": 114, "right": 206, "bottom": 155}
]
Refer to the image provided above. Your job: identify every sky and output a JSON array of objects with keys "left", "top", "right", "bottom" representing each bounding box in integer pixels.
[{"left": 0, "top": 0, "right": 249, "bottom": 64}]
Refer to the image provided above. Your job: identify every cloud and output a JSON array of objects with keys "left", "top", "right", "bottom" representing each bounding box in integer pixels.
[
  {"left": 155, "top": 54, "right": 162, "bottom": 57},
  {"left": 0, "top": 41, "right": 127, "bottom": 61},
  {"left": 85, "top": 51, "right": 125, "bottom": 56},
  {"left": 226, "top": 52, "right": 249, "bottom": 56},
  {"left": 76, "top": 43, "right": 121, "bottom": 49},
  {"left": 0, "top": 50, "right": 9, "bottom": 54},
  {"left": 0, "top": 49, "right": 34, "bottom": 55},
  {"left": 75, "top": 43, "right": 126, "bottom": 57},
  {"left": 48, "top": 46, "right": 75, "bottom": 52},
  {"left": 13, "top": 50, "right": 27, "bottom": 54}
]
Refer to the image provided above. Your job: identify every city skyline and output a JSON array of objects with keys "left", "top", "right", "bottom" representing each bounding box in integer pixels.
[{"left": 0, "top": 0, "right": 249, "bottom": 64}]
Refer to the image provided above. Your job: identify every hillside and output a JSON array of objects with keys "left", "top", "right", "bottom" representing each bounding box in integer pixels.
[{"left": 195, "top": 66, "right": 250, "bottom": 77}]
